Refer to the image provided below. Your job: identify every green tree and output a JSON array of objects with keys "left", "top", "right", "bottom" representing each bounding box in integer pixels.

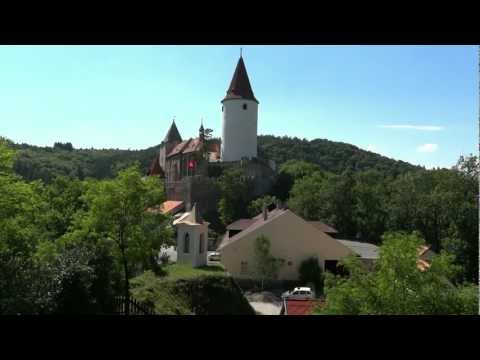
[
  {"left": 252, "top": 235, "right": 284, "bottom": 290},
  {"left": 352, "top": 170, "right": 389, "bottom": 243},
  {"left": 247, "top": 195, "right": 277, "bottom": 217},
  {"left": 287, "top": 171, "right": 328, "bottom": 220},
  {"left": 318, "top": 232, "right": 478, "bottom": 315},
  {"left": 218, "top": 167, "right": 253, "bottom": 226},
  {"left": 66, "top": 165, "right": 173, "bottom": 313},
  {"left": 298, "top": 257, "right": 324, "bottom": 295}
]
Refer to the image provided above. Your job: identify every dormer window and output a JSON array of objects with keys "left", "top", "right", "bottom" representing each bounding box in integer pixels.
[{"left": 243, "top": 103, "right": 247, "bottom": 110}]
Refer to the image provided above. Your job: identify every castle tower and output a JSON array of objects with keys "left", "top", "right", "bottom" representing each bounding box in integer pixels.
[
  {"left": 159, "top": 119, "right": 182, "bottom": 174},
  {"left": 221, "top": 55, "right": 258, "bottom": 162}
]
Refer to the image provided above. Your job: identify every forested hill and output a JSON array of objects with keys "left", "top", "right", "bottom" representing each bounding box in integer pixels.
[
  {"left": 11, "top": 135, "right": 421, "bottom": 183},
  {"left": 12, "top": 142, "right": 158, "bottom": 183},
  {"left": 258, "top": 135, "right": 421, "bottom": 176}
]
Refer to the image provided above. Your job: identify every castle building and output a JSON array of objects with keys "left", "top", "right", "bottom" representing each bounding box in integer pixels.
[{"left": 148, "top": 54, "right": 274, "bottom": 216}]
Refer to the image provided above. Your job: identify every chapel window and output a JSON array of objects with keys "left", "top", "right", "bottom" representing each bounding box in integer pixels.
[{"left": 184, "top": 233, "right": 190, "bottom": 254}]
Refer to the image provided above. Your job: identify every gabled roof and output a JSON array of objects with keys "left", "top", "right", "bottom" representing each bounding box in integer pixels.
[
  {"left": 146, "top": 154, "right": 164, "bottom": 177},
  {"left": 308, "top": 221, "right": 338, "bottom": 234},
  {"left": 173, "top": 203, "right": 207, "bottom": 226},
  {"left": 159, "top": 200, "right": 184, "bottom": 215},
  {"left": 337, "top": 239, "right": 379, "bottom": 260},
  {"left": 222, "top": 56, "right": 258, "bottom": 104},
  {"left": 226, "top": 218, "right": 255, "bottom": 231},
  {"left": 164, "top": 120, "right": 182, "bottom": 144},
  {"left": 218, "top": 208, "right": 287, "bottom": 250},
  {"left": 167, "top": 138, "right": 204, "bottom": 158}
]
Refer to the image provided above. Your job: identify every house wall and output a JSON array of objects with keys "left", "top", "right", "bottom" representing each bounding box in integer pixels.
[{"left": 219, "top": 210, "right": 353, "bottom": 280}]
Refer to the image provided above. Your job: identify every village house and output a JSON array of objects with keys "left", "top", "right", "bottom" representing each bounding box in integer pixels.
[
  {"left": 218, "top": 203, "right": 380, "bottom": 280},
  {"left": 218, "top": 202, "right": 436, "bottom": 280}
]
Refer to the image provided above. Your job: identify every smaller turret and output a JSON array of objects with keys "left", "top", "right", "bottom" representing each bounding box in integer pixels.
[{"left": 199, "top": 119, "right": 205, "bottom": 142}]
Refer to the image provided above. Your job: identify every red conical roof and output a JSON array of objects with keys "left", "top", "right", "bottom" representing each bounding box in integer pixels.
[{"left": 222, "top": 56, "right": 258, "bottom": 104}]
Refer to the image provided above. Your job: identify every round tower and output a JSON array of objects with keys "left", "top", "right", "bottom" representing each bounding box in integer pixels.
[{"left": 221, "top": 55, "right": 258, "bottom": 162}]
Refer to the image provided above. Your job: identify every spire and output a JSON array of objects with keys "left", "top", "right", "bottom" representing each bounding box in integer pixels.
[
  {"left": 199, "top": 119, "right": 205, "bottom": 141},
  {"left": 222, "top": 55, "right": 258, "bottom": 104},
  {"left": 164, "top": 118, "right": 182, "bottom": 143}
]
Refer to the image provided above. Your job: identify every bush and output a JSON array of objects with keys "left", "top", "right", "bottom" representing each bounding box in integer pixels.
[{"left": 298, "top": 257, "right": 324, "bottom": 295}]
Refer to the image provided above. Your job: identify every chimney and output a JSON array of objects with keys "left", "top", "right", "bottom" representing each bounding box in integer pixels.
[{"left": 262, "top": 204, "right": 268, "bottom": 221}]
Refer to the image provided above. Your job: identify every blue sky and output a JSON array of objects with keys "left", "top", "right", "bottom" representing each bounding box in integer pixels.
[{"left": 0, "top": 45, "right": 477, "bottom": 168}]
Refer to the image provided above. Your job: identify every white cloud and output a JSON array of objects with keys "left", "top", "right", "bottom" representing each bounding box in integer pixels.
[
  {"left": 417, "top": 143, "right": 439, "bottom": 153},
  {"left": 379, "top": 125, "right": 445, "bottom": 131}
]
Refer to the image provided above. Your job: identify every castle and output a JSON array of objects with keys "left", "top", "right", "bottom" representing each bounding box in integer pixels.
[{"left": 148, "top": 54, "right": 275, "bottom": 216}]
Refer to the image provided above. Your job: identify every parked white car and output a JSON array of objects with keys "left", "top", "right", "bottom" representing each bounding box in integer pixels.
[
  {"left": 282, "top": 287, "right": 314, "bottom": 300},
  {"left": 208, "top": 251, "right": 221, "bottom": 261}
]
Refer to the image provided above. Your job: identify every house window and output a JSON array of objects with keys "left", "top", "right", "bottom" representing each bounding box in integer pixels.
[
  {"left": 243, "top": 103, "right": 247, "bottom": 110},
  {"left": 287, "top": 261, "right": 293, "bottom": 266},
  {"left": 240, "top": 261, "right": 248, "bottom": 275},
  {"left": 184, "top": 233, "right": 190, "bottom": 254},
  {"left": 199, "top": 234, "right": 205, "bottom": 254}
]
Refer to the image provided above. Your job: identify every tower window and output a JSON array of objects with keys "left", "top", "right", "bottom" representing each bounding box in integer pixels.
[
  {"left": 243, "top": 103, "right": 247, "bottom": 110},
  {"left": 222, "top": 105, "right": 224, "bottom": 112}
]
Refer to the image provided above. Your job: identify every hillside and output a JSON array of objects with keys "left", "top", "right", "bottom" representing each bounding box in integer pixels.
[
  {"left": 10, "top": 135, "right": 421, "bottom": 183},
  {"left": 258, "top": 135, "right": 420, "bottom": 176},
  {"left": 12, "top": 142, "right": 158, "bottom": 183}
]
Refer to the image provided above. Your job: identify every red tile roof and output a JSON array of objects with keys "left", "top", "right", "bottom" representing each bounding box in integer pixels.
[
  {"left": 167, "top": 138, "right": 204, "bottom": 158},
  {"left": 284, "top": 299, "right": 320, "bottom": 315},
  {"left": 222, "top": 56, "right": 258, "bottom": 104},
  {"left": 159, "top": 200, "right": 184, "bottom": 215}
]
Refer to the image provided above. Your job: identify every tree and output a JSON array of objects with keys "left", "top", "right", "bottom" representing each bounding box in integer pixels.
[
  {"left": 247, "top": 195, "right": 277, "bottom": 217},
  {"left": 287, "top": 171, "right": 328, "bottom": 220},
  {"left": 0, "top": 137, "right": 51, "bottom": 313},
  {"left": 298, "top": 257, "right": 324, "bottom": 295},
  {"left": 252, "top": 235, "right": 284, "bottom": 290},
  {"left": 68, "top": 165, "right": 173, "bottom": 313},
  {"left": 352, "top": 170, "right": 389, "bottom": 243},
  {"left": 318, "top": 232, "right": 478, "bottom": 315},
  {"left": 218, "top": 167, "right": 253, "bottom": 226}
]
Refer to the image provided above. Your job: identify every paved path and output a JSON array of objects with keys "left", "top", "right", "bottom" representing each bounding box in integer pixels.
[{"left": 244, "top": 291, "right": 283, "bottom": 315}]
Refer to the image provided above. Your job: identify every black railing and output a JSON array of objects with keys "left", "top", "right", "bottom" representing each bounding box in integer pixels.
[{"left": 113, "top": 296, "right": 155, "bottom": 315}]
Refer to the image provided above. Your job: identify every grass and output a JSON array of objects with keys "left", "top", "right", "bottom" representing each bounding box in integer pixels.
[
  {"left": 161, "top": 263, "right": 226, "bottom": 281},
  {"left": 130, "top": 263, "right": 254, "bottom": 315}
]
